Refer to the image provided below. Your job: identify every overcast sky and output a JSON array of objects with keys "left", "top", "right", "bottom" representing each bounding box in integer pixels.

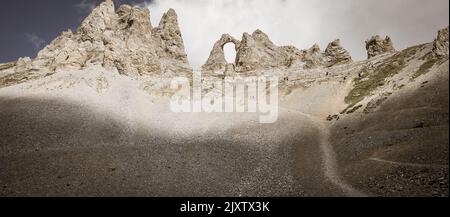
[{"left": 1, "top": 0, "right": 448, "bottom": 68}]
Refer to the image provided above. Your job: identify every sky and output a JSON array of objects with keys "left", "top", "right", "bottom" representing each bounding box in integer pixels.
[{"left": 0, "top": 0, "right": 448, "bottom": 68}]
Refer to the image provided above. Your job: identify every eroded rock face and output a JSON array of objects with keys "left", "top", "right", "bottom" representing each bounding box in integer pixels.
[
  {"left": 102, "top": 4, "right": 162, "bottom": 75},
  {"left": 77, "top": 0, "right": 118, "bottom": 42},
  {"left": 203, "top": 29, "right": 306, "bottom": 73},
  {"left": 15, "top": 57, "right": 34, "bottom": 74},
  {"left": 278, "top": 45, "right": 304, "bottom": 68},
  {"left": 301, "top": 44, "right": 324, "bottom": 69},
  {"left": 365, "top": 35, "right": 395, "bottom": 59},
  {"left": 324, "top": 39, "right": 352, "bottom": 67},
  {"left": 202, "top": 34, "right": 240, "bottom": 72},
  {"left": 9, "top": 0, "right": 189, "bottom": 77},
  {"left": 153, "top": 9, "right": 189, "bottom": 63},
  {"left": 432, "top": 27, "right": 449, "bottom": 58},
  {"left": 235, "top": 30, "right": 291, "bottom": 72},
  {"left": 203, "top": 30, "right": 355, "bottom": 72}
]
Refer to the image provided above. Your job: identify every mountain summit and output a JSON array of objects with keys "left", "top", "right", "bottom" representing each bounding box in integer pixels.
[{"left": 1, "top": 0, "right": 189, "bottom": 83}]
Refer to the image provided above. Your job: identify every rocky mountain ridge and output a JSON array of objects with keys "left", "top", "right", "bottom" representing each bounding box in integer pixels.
[
  {"left": 202, "top": 30, "right": 355, "bottom": 73},
  {"left": 1, "top": 0, "right": 189, "bottom": 81},
  {"left": 0, "top": 0, "right": 448, "bottom": 197},
  {"left": 0, "top": 0, "right": 448, "bottom": 84}
]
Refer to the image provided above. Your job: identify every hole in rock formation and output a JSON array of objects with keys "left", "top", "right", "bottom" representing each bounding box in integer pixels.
[{"left": 223, "top": 43, "right": 237, "bottom": 64}]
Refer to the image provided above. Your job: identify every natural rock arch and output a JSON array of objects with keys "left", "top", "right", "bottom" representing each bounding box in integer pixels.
[
  {"left": 202, "top": 29, "right": 357, "bottom": 73},
  {"left": 202, "top": 34, "right": 240, "bottom": 73}
]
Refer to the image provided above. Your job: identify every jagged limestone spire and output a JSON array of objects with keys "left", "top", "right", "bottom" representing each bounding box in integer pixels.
[
  {"left": 77, "top": 0, "right": 117, "bottom": 42},
  {"left": 365, "top": 35, "right": 396, "bottom": 59},
  {"left": 4, "top": 1, "right": 189, "bottom": 77},
  {"left": 432, "top": 26, "right": 449, "bottom": 58},
  {"left": 153, "top": 8, "right": 189, "bottom": 63},
  {"left": 324, "top": 39, "right": 352, "bottom": 66}
]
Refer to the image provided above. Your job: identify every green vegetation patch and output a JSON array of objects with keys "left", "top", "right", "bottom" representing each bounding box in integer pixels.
[
  {"left": 412, "top": 58, "right": 438, "bottom": 79},
  {"left": 345, "top": 44, "right": 423, "bottom": 105}
]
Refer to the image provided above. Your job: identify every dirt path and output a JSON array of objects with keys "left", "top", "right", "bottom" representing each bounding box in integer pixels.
[
  {"left": 315, "top": 121, "right": 367, "bottom": 197},
  {"left": 279, "top": 108, "right": 366, "bottom": 197},
  {"left": 369, "top": 157, "right": 449, "bottom": 169}
]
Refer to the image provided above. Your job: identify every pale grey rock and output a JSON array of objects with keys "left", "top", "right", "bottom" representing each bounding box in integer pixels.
[
  {"left": 77, "top": 0, "right": 118, "bottom": 42},
  {"left": 14, "top": 57, "right": 33, "bottom": 74},
  {"left": 235, "top": 29, "right": 291, "bottom": 72},
  {"left": 0, "top": 61, "right": 16, "bottom": 71},
  {"left": 278, "top": 45, "right": 305, "bottom": 68},
  {"left": 432, "top": 27, "right": 449, "bottom": 58},
  {"left": 365, "top": 35, "right": 395, "bottom": 59},
  {"left": 301, "top": 44, "right": 324, "bottom": 69},
  {"left": 324, "top": 39, "right": 352, "bottom": 67},
  {"left": 153, "top": 9, "right": 189, "bottom": 63},
  {"left": 238, "top": 30, "right": 289, "bottom": 71},
  {"left": 204, "top": 29, "right": 356, "bottom": 72},
  {"left": 103, "top": 4, "right": 161, "bottom": 75},
  {"left": 223, "top": 63, "right": 237, "bottom": 77},
  {"left": 202, "top": 34, "right": 240, "bottom": 72},
  {"left": 4, "top": 0, "right": 189, "bottom": 77},
  {"left": 235, "top": 32, "right": 263, "bottom": 72}
]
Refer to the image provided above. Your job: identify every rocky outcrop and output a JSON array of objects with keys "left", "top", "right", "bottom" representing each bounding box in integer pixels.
[
  {"left": 223, "top": 63, "right": 237, "bottom": 77},
  {"left": 152, "top": 9, "right": 189, "bottom": 63},
  {"left": 14, "top": 57, "right": 34, "bottom": 74},
  {"left": 203, "top": 30, "right": 356, "bottom": 73},
  {"left": 202, "top": 34, "right": 240, "bottom": 72},
  {"left": 301, "top": 44, "right": 324, "bottom": 69},
  {"left": 101, "top": 4, "right": 162, "bottom": 75},
  {"left": 365, "top": 35, "right": 395, "bottom": 59},
  {"left": 323, "top": 39, "right": 352, "bottom": 67},
  {"left": 432, "top": 27, "right": 449, "bottom": 58},
  {"left": 278, "top": 45, "right": 304, "bottom": 68},
  {"left": 6, "top": 0, "right": 189, "bottom": 77},
  {"left": 0, "top": 61, "right": 16, "bottom": 71},
  {"left": 203, "top": 29, "right": 305, "bottom": 73},
  {"left": 1, "top": 0, "right": 445, "bottom": 80},
  {"left": 236, "top": 29, "right": 309, "bottom": 72},
  {"left": 77, "top": 0, "right": 118, "bottom": 42},
  {"left": 235, "top": 30, "right": 287, "bottom": 72}
]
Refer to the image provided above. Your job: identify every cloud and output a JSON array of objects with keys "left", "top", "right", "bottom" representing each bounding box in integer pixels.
[
  {"left": 75, "top": 0, "right": 151, "bottom": 13},
  {"left": 74, "top": 0, "right": 102, "bottom": 13},
  {"left": 145, "top": 0, "right": 449, "bottom": 68},
  {"left": 25, "top": 33, "right": 46, "bottom": 51}
]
